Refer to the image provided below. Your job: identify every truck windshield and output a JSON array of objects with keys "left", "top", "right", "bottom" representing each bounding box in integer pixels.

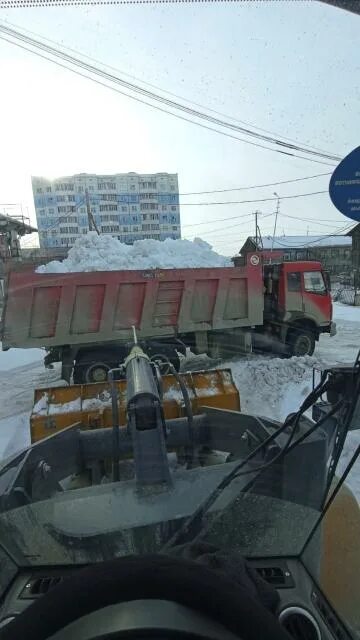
[{"left": 303, "top": 271, "right": 327, "bottom": 294}]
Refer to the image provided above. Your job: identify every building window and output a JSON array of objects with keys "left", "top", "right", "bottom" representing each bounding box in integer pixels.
[
  {"left": 172, "top": 225, "right": 178, "bottom": 231},
  {"left": 151, "top": 224, "right": 160, "bottom": 230},
  {"left": 140, "top": 203, "right": 158, "bottom": 211},
  {"left": 162, "top": 205, "right": 167, "bottom": 211},
  {"left": 139, "top": 181, "right": 156, "bottom": 189},
  {"left": 100, "top": 193, "right": 117, "bottom": 201},
  {"left": 60, "top": 226, "right": 79, "bottom": 234},
  {"left": 171, "top": 206, "right": 177, "bottom": 211},
  {"left": 130, "top": 184, "right": 136, "bottom": 190},
  {"left": 99, "top": 204, "right": 118, "bottom": 212},
  {"left": 141, "top": 193, "right": 158, "bottom": 200},
  {"left": 48, "top": 208, "right": 54, "bottom": 214},
  {"left": 131, "top": 205, "right": 137, "bottom": 211},
  {"left": 121, "top": 206, "right": 127, "bottom": 212},
  {"left": 56, "top": 183, "right": 74, "bottom": 191},
  {"left": 46, "top": 186, "right": 52, "bottom": 193},
  {"left": 68, "top": 195, "right": 75, "bottom": 202},
  {"left": 36, "top": 187, "right": 43, "bottom": 193},
  {"left": 98, "top": 182, "right": 116, "bottom": 190},
  {"left": 170, "top": 185, "right": 175, "bottom": 191},
  {"left": 78, "top": 186, "right": 84, "bottom": 193}
]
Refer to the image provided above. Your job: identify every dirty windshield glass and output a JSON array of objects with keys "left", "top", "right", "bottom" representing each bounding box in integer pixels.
[{"left": 0, "top": 1, "right": 359, "bottom": 638}]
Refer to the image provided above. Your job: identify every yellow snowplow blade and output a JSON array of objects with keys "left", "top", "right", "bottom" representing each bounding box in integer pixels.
[{"left": 30, "top": 368, "right": 240, "bottom": 443}]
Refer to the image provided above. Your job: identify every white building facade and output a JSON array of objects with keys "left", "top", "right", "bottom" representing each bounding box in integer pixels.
[{"left": 32, "top": 173, "right": 181, "bottom": 249}]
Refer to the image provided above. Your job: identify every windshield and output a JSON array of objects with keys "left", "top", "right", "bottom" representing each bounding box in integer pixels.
[{"left": 0, "top": 1, "right": 359, "bottom": 637}]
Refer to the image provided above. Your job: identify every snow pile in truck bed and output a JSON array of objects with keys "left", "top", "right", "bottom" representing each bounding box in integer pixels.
[{"left": 37, "top": 233, "right": 231, "bottom": 273}]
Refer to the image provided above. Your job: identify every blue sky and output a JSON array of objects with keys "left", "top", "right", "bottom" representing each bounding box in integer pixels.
[{"left": 0, "top": 1, "right": 359, "bottom": 253}]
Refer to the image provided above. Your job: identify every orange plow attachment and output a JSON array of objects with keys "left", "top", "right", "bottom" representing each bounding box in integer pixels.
[{"left": 30, "top": 368, "right": 240, "bottom": 444}]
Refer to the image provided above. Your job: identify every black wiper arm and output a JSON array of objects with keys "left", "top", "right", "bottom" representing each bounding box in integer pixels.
[{"left": 161, "top": 374, "right": 337, "bottom": 551}]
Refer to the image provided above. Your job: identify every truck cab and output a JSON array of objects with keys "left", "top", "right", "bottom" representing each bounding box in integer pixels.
[{"left": 263, "top": 261, "right": 334, "bottom": 356}]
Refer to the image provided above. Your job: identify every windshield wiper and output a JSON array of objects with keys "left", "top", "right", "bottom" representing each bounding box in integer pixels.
[{"left": 162, "top": 350, "right": 360, "bottom": 550}]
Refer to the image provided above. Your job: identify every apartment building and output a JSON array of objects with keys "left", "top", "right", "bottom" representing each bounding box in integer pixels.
[{"left": 32, "top": 172, "right": 181, "bottom": 248}]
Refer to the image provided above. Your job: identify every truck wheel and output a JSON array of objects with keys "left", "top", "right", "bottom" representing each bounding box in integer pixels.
[
  {"left": 149, "top": 349, "right": 180, "bottom": 374},
  {"left": 288, "top": 329, "right": 315, "bottom": 357},
  {"left": 73, "top": 352, "right": 120, "bottom": 384}
]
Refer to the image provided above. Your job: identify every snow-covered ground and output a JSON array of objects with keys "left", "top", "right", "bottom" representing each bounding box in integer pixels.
[{"left": 0, "top": 301, "right": 359, "bottom": 495}]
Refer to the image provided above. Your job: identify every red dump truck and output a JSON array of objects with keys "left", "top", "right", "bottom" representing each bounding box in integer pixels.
[{"left": 0, "top": 254, "right": 335, "bottom": 383}]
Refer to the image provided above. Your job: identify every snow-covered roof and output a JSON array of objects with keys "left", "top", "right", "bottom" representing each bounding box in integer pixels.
[{"left": 255, "top": 235, "right": 352, "bottom": 250}]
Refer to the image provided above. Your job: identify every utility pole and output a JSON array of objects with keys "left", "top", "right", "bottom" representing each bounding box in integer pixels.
[
  {"left": 85, "top": 188, "right": 92, "bottom": 231},
  {"left": 85, "top": 188, "right": 100, "bottom": 235},
  {"left": 271, "top": 193, "right": 280, "bottom": 255},
  {"left": 254, "top": 210, "right": 261, "bottom": 247}
]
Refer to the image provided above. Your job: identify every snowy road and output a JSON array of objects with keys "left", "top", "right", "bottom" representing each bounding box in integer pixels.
[{"left": 0, "top": 301, "right": 359, "bottom": 490}]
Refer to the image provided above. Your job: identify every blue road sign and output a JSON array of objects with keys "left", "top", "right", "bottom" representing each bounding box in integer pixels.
[{"left": 329, "top": 146, "right": 360, "bottom": 222}]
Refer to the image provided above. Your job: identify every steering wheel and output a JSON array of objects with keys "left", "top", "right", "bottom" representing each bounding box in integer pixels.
[{"left": 1, "top": 554, "right": 291, "bottom": 640}]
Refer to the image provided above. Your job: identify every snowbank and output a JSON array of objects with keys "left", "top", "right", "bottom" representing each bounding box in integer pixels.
[
  {"left": 0, "top": 344, "right": 44, "bottom": 371},
  {"left": 225, "top": 355, "right": 317, "bottom": 422},
  {"left": 37, "top": 233, "right": 231, "bottom": 273},
  {"left": 333, "top": 301, "right": 360, "bottom": 321}
]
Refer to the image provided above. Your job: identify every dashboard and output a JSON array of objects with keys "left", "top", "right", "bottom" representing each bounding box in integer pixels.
[{"left": 0, "top": 557, "right": 354, "bottom": 639}]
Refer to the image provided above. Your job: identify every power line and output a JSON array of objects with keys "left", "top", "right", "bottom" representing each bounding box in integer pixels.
[
  {"left": 189, "top": 211, "right": 275, "bottom": 237},
  {"left": 0, "top": 23, "right": 341, "bottom": 166},
  {"left": 193, "top": 216, "right": 348, "bottom": 242},
  {"left": 181, "top": 189, "right": 328, "bottom": 209},
  {"left": 279, "top": 212, "right": 346, "bottom": 228},
  {"left": 180, "top": 172, "right": 332, "bottom": 196},
  {"left": 269, "top": 223, "right": 355, "bottom": 248},
  {"left": 3, "top": 19, "right": 337, "bottom": 160}
]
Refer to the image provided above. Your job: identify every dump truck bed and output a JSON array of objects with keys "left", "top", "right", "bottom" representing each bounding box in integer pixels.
[{"left": 1, "top": 255, "right": 263, "bottom": 349}]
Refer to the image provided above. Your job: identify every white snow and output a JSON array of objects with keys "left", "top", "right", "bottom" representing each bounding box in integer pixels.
[
  {"left": 0, "top": 343, "right": 44, "bottom": 371},
  {"left": 224, "top": 355, "right": 317, "bottom": 422},
  {"left": 163, "top": 382, "right": 219, "bottom": 402},
  {"left": 32, "top": 393, "right": 49, "bottom": 415},
  {"left": 333, "top": 301, "right": 360, "bottom": 322},
  {"left": 36, "top": 233, "right": 231, "bottom": 273}
]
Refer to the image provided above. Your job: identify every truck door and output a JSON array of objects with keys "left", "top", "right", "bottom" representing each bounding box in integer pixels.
[
  {"left": 285, "top": 270, "right": 303, "bottom": 316},
  {"left": 301, "top": 269, "right": 332, "bottom": 328}
]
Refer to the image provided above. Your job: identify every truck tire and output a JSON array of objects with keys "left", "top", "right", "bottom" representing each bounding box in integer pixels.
[
  {"left": 73, "top": 351, "right": 121, "bottom": 384},
  {"left": 288, "top": 328, "right": 315, "bottom": 357},
  {"left": 149, "top": 348, "right": 180, "bottom": 374}
]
